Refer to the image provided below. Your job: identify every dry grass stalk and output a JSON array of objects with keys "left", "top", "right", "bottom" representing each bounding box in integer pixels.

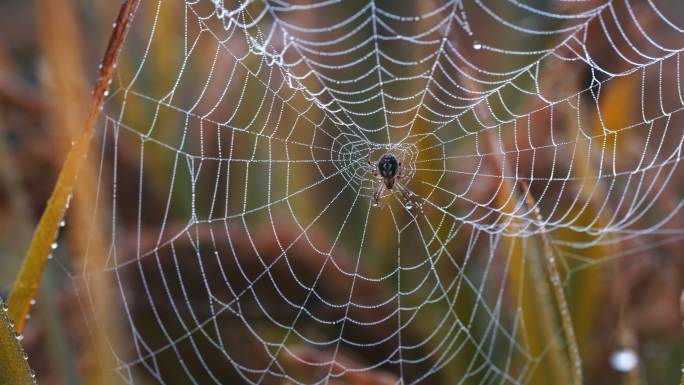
[
  {"left": 463, "top": 69, "right": 579, "bottom": 384},
  {"left": 37, "top": 0, "right": 129, "bottom": 382},
  {"left": 519, "top": 180, "right": 582, "bottom": 385},
  {"left": 7, "top": 0, "right": 140, "bottom": 334}
]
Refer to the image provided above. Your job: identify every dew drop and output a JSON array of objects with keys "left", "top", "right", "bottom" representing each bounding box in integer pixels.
[
  {"left": 51, "top": 242, "right": 58, "bottom": 250},
  {"left": 29, "top": 299, "right": 36, "bottom": 306},
  {"left": 59, "top": 220, "right": 66, "bottom": 227},
  {"left": 610, "top": 349, "right": 638, "bottom": 372},
  {"left": 15, "top": 333, "right": 24, "bottom": 341},
  {"left": 405, "top": 202, "right": 414, "bottom": 209},
  {"left": 473, "top": 41, "right": 482, "bottom": 50}
]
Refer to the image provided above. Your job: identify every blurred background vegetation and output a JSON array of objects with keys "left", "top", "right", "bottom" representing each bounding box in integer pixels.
[{"left": 0, "top": 0, "right": 684, "bottom": 384}]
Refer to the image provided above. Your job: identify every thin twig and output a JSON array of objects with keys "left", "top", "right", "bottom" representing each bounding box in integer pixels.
[{"left": 7, "top": 0, "right": 140, "bottom": 332}]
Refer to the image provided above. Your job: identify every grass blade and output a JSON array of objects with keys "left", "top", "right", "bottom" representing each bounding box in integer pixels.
[
  {"left": 0, "top": 297, "right": 35, "bottom": 385},
  {"left": 520, "top": 180, "right": 582, "bottom": 385},
  {"left": 7, "top": 0, "right": 140, "bottom": 332}
]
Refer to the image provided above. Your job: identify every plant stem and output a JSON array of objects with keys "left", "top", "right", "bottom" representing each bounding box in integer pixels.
[
  {"left": 520, "top": 180, "right": 583, "bottom": 385},
  {"left": 0, "top": 297, "right": 35, "bottom": 385},
  {"left": 7, "top": 0, "right": 140, "bottom": 333}
]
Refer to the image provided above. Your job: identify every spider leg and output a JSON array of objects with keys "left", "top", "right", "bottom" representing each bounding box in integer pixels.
[
  {"left": 372, "top": 183, "right": 384, "bottom": 207},
  {"left": 394, "top": 181, "right": 413, "bottom": 201},
  {"left": 394, "top": 182, "right": 417, "bottom": 209},
  {"left": 367, "top": 155, "right": 378, "bottom": 176}
]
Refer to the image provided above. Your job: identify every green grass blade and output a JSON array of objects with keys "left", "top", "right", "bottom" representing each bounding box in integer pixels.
[
  {"left": 6, "top": 0, "right": 140, "bottom": 333},
  {"left": 0, "top": 297, "right": 35, "bottom": 385}
]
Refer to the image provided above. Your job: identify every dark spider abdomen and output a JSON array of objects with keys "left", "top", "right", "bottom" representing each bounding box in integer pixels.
[{"left": 378, "top": 154, "right": 399, "bottom": 179}]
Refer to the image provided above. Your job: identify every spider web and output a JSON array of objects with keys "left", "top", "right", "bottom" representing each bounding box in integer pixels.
[{"left": 64, "top": 0, "right": 684, "bottom": 384}]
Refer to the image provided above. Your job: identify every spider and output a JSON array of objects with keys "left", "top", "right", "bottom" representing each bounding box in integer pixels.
[{"left": 368, "top": 153, "right": 413, "bottom": 207}]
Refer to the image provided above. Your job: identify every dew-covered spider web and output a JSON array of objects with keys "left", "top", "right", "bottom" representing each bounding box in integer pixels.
[{"left": 63, "top": 0, "right": 684, "bottom": 384}]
